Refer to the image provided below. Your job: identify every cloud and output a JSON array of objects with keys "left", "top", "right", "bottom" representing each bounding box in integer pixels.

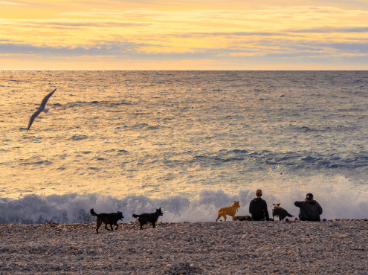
[
  {"left": 58, "top": 6, "right": 368, "bottom": 20},
  {"left": 288, "top": 27, "right": 368, "bottom": 33},
  {"left": 0, "top": 1, "right": 25, "bottom": 5},
  {"left": 0, "top": 42, "right": 146, "bottom": 57},
  {"left": 317, "top": 42, "right": 368, "bottom": 53},
  {"left": 1, "top": 19, "right": 149, "bottom": 29},
  {"left": 192, "top": 32, "right": 289, "bottom": 37},
  {"left": 2, "top": 39, "right": 367, "bottom": 62}
]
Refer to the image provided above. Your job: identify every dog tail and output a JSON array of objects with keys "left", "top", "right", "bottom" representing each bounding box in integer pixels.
[
  {"left": 90, "top": 208, "right": 98, "bottom": 216},
  {"left": 132, "top": 214, "right": 140, "bottom": 218}
]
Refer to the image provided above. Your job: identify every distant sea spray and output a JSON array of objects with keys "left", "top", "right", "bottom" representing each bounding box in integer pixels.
[{"left": 1, "top": 177, "right": 367, "bottom": 224}]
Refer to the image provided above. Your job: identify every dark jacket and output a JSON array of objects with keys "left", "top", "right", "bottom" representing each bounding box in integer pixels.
[
  {"left": 249, "top": 198, "right": 269, "bottom": 221},
  {"left": 294, "top": 200, "right": 323, "bottom": 221}
]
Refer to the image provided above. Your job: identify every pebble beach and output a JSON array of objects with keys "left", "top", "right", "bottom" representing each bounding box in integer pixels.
[{"left": 0, "top": 220, "right": 367, "bottom": 274}]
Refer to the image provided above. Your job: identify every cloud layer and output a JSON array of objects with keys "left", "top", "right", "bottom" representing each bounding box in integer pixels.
[{"left": 0, "top": 1, "right": 367, "bottom": 69}]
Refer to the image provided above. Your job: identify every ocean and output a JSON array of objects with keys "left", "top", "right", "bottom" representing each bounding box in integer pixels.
[{"left": 0, "top": 70, "right": 367, "bottom": 223}]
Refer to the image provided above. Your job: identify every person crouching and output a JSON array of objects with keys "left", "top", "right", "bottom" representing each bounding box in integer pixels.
[{"left": 294, "top": 193, "right": 323, "bottom": 221}]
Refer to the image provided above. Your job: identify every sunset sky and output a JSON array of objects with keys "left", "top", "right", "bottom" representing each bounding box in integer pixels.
[{"left": 1, "top": 0, "right": 367, "bottom": 70}]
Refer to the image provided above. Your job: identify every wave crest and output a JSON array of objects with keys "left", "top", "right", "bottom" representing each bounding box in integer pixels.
[{"left": 1, "top": 177, "right": 367, "bottom": 224}]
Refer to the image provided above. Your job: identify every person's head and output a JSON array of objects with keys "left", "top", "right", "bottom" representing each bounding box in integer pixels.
[
  {"left": 306, "top": 193, "right": 314, "bottom": 202},
  {"left": 256, "top": 189, "right": 262, "bottom": 197}
]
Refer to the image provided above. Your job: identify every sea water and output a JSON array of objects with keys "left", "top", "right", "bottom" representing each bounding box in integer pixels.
[{"left": 0, "top": 71, "right": 367, "bottom": 223}]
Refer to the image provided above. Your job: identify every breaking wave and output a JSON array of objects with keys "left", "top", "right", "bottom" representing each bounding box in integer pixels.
[{"left": 1, "top": 177, "right": 367, "bottom": 224}]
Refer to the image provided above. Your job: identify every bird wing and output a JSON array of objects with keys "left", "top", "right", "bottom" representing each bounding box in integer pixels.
[
  {"left": 27, "top": 109, "right": 42, "bottom": 130},
  {"left": 39, "top": 88, "right": 57, "bottom": 109}
]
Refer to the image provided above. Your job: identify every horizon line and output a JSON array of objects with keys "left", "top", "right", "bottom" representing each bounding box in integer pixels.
[{"left": 1, "top": 69, "right": 368, "bottom": 71}]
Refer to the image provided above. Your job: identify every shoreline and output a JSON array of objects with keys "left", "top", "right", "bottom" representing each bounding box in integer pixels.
[{"left": 1, "top": 220, "right": 367, "bottom": 274}]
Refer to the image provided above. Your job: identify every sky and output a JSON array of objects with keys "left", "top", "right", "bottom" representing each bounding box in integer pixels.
[{"left": 0, "top": 0, "right": 368, "bottom": 70}]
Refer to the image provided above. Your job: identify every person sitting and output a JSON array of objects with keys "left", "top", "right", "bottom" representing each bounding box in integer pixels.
[
  {"left": 249, "top": 189, "right": 270, "bottom": 221},
  {"left": 294, "top": 193, "right": 323, "bottom": 221}
]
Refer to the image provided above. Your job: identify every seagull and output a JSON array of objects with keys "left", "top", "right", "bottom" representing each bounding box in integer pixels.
[{"left": 27, "top": 88, "right": 57, "bottom": 130}]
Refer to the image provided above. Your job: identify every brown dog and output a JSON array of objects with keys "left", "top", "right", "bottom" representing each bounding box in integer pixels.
[{"left": 216, "top": 201, "right": 240, "bottom": 222}]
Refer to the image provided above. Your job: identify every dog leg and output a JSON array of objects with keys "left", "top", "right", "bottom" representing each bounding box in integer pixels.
[
  {"left": 216, "top": 213, "right": 221, "bottom": 222},
  {"left": 96, "top": 221, "right": 102, "bottom": 234},
  {"left": 110, "top": 224, "right": 114, "bottom": 231},
  {"left": 105, "top": 223, "right": 111, "bottom": 231},
  {"left": 152, "top": 221, "right": 156, "bottom": 228},
  {"left": 115, "top": 224, "right": 119, "bottom": 231}
]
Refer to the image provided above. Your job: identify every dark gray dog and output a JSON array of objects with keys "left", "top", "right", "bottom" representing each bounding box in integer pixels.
[
  {"left": 132, "top": 207, "right": 163, "bottom": 229},
  {"left": 272, "top": 204, "right": 294, "bottom": 221},
  {"left": 90, "top": 209, "right": 124, "bottom": 233},
  {"left": 234, "top": 215, "right": 252, "bottom": 221}
]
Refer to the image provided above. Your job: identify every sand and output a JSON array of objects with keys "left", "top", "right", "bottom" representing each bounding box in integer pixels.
[{"left": 0, "top": 220, "right": 367, "bottom": 274}]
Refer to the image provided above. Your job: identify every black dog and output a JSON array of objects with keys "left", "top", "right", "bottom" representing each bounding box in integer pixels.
[
  {"left": 132, "top": 207, "right": 163, "bottom": 230},
  {"left": 234, "top": 215, "right": 252, "bottom": 221},
  {"left": 272, "top": 204, "right": 294, "bottom": 221},
  {"left": 90, "top": 209, "right": 124, "bottom": 233}
]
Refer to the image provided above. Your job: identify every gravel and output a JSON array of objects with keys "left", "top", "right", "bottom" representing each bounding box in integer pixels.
[{"left": 0, "top": 220, "right": 367, "bottom": 274}]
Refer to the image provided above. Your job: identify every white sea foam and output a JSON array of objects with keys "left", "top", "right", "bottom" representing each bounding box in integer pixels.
[{"left": 1, "top": 176, "right": 367, "bottom": 224}]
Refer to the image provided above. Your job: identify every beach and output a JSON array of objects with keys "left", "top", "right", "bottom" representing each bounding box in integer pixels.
[{"left": 0, "top": 220, "right": 367, "bottom": 274}]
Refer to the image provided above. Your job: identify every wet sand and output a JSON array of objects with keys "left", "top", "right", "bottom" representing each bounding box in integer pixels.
[{"left": 0, "top": 220, "right": 367, "bottom": 274}]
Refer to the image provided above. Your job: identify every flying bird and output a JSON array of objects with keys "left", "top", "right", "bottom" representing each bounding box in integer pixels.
[{"left": 27, "top": 88, "right": 57, "bottom": 130}]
